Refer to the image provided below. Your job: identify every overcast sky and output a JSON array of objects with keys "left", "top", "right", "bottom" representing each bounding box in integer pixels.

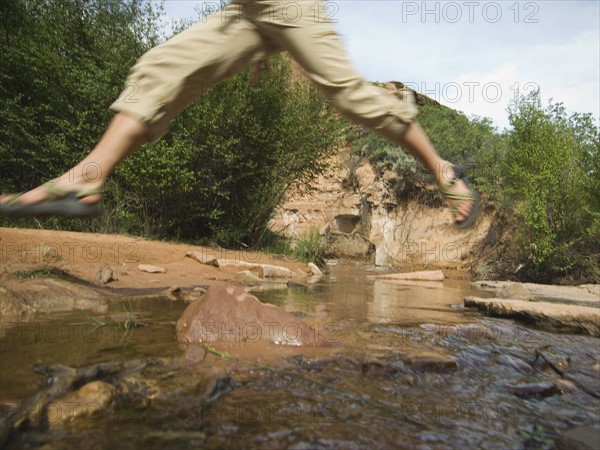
[{"left": 161, "top": 1, "right": 599, "bottom": 130}]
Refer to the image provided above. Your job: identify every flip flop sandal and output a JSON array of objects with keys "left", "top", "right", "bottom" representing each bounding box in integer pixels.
[
  {"left": 440, "top": 164, "right": 480, "bottom": 229},
  {"left": 0, "top": 182, "right": 103, "bottom": 218}
]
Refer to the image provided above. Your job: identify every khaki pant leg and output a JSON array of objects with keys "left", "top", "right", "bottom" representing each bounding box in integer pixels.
[
  {"left": 111, "top": 3, "right": 279, "bottom": 141},
  {"left": 256, "top": 0, "right": 418, "bottom": 141}
]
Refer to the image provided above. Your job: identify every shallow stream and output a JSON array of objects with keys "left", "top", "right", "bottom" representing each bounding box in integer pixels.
[{"left": 1, "top": 266, "right": 599, "bottom": 449}]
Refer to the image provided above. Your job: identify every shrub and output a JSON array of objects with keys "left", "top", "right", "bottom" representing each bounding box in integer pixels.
[{"left": 503, "top": 90, "right": 599, "bottom": 282}]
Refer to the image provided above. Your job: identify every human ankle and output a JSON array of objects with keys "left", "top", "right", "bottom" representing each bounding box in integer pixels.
[{"left": 65, "top": 162, "right": 105, "bottom": 186}]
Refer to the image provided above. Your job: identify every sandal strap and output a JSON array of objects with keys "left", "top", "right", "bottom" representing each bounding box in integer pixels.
[
  {"left": 440, "top": 189, "right": 474, "bottom": 202},
  {"left": 441, "top": 191, "right": 475, "bottom": 214},
  {"left": 4, "top": 193, "right": 24, "bottom": 206},
  {"left": 74, "top": 187, "right": 104, "bottom": 198},
  {"left": 440, "top": 163, "right": 475, "bottom": 215},
  {"left": 43, "top": 179, "right": 103, "bottom": 201}
]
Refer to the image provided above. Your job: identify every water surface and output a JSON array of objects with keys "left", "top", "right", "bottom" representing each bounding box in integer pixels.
[{"left": 1, "top": 266, "right": 598, "bottom": 449}]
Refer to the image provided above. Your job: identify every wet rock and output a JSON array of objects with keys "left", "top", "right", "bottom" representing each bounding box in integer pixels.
[
  {"left": 504, "top": 382, "right": 559, "bottom": 398},
  {"left": 307, "top": 263, "right": 323, "bottom": 277},
  {"left": 160, "top": 345, "right": 207, "bottom": 370},
  {"left": 247, "top": 265, "right": 265, "bottom": 278},
  {"left": 116, "top": 376, "right": 160, "bottom": 410},
  {"left": 1, "top": 278, "right": 108, "bottom": 315},
  {"left": 259, "top": 264, "right": 293, "bottom": 278},
  {"left": 176, "top": 282, "right": 319, "bottom": 346},
  {"left": 96, "top": 266, "right": 114, "bottom": 285},
  {"left": 464, "top": 297, "right": 600, "bottom": 337},
  {"left": 472, "top": 281, "right": 600, "bottom": 307},
  {"left": 403, "top": 352, "right": 458, "bottom": 372},
  {"left": 371, "top": 270, "right": 445, "bottom": 281},
  {"left": 235, "top": 270, "right": 263, "bottom": 283},
  {"left": 194, "top": 367, "right": 233, "bottom": 402},
  {"left": 361, "top": 360, "right": 403, "bottom": 377},
  {"left": 137, "top": 264, "right": 166, "bottom": 274},
  {"left": 185, "top": 251, "right": 219, "bottom": 267},
  {"left": 219, "top": 260, "right": 292, "bottom": 278},
  {"left": 184, "top": 344, "right": 207, "bottom": 362},
  {"left": 47, "top": 381, "right": 116, "bottom": 426},
  {"left": 169, "top": 287, "right": 205, "bottom": 303},
  {"left": 554, "top": 426, "right": 600, "bottom": 450},
  {"left": 188, "top": 287, "right": 208, "bottom": 301},
  {"left": 528, "top": 283, "right": 600, "bottom": 307},
  {"left": 161, "top": 286, "right": 183, "bottom": 301}
]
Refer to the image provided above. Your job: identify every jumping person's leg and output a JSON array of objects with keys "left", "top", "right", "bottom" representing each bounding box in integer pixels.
[
  {"left": 1, "top": 2, "right": 280, "bottom": 214},
  {"left": 0, "top": 114, "right": 148, "bottom": 209},
  {"left": 256, "top": 0, "right": 477, "bottom": 225}
]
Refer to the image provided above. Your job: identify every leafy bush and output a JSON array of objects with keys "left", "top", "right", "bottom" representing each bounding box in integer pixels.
[
  {"left": 349, "top": 90, "right": 599, "bottom": 282},
  {"left": 503, "top": 90, "right": 599, "bottom": 282},
  {"left": 349, "top": 102, "right": 505, "bottom": 200},
  {"left": 0, "top": 0, "right": 345, "bottom": 247},
  {"left": 0, "top": 0, "right": 162, "bottom": 192},
  {"left": 114, "top": 54, "right": 344, "bottom": 246}
]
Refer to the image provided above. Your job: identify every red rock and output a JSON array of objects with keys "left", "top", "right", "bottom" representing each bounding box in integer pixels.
[{"left": 176, "top": 283, "right": 319, "bottom": 346}]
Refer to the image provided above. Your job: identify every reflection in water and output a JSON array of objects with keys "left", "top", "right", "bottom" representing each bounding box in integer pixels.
[
  {"left": 368, "top": 280, "right": 468, "bottom": 324},
  {"left": 259, "top": 268, "right": 482, "bottom": 326}
]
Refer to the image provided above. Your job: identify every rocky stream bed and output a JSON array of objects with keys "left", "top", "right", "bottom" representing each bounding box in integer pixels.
[{"left": 1, "top": 262, "right": 599, "bottom": 450}]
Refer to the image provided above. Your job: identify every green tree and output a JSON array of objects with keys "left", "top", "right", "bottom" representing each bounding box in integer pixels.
[
  {"left": 115, "top": 54, "right": 344, "bottom": 246},
  {"left": 504, "top": 90, "right": 599, "bottom": 281},
  {"left": 0, "top": 0, "right": 162, "bottom": 192},
  {"left": 1, "top": 1, "right": 344, "bottom": 247}
]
